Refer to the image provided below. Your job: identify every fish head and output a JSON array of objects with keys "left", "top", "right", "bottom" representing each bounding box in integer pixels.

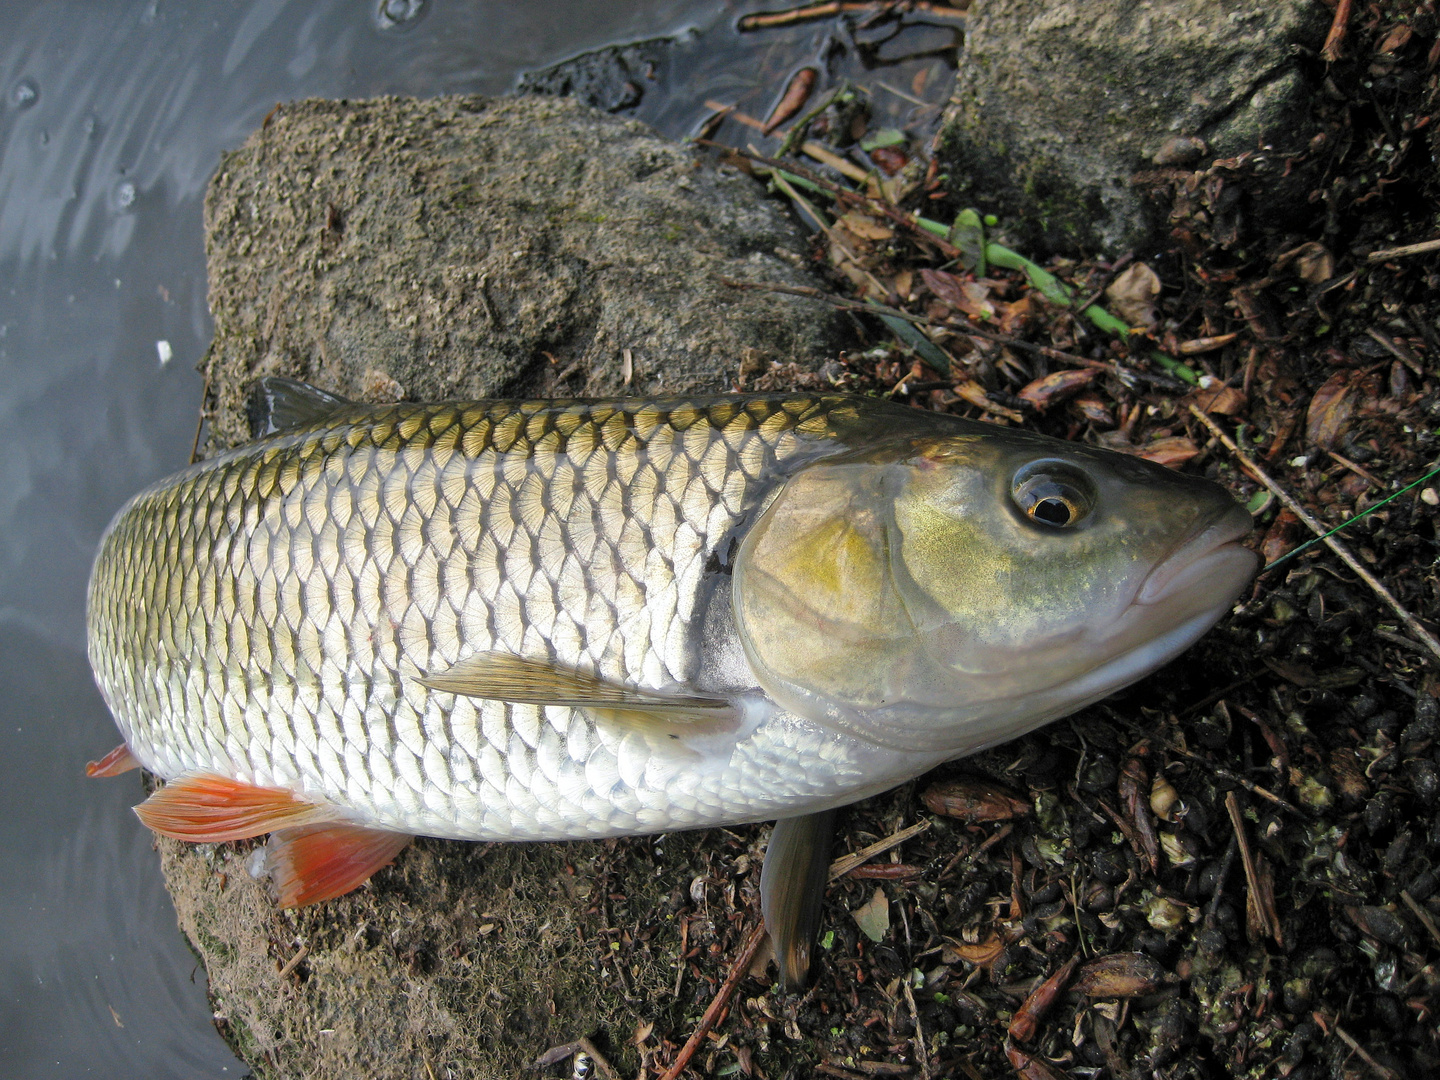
[{"left": 733, "top": 427, "right": 1257, "bottom": 754}]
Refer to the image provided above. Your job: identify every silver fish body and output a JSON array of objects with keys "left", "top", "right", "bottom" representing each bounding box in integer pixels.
[{"left": 88, "top": 386, "right": 1255, "bottom": 862}]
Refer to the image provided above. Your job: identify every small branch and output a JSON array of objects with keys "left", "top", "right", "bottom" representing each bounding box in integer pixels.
[
  {"left": 659, "top": 922, "right": 768, "bottom": 1080},
  {"left": 1367, "top": 236, "right": 1440, "bottom": 261},
  {"left": 1401, "top": 889, "right": 1440, "bottom": 950},
  {"left": 1190, "top": 405, "right": 1440, "bottom": 665},
  {"left": 723, "top": 277, "right": 1185, "bottom": 388},
  {"left": 828, "top": 819, "right": 930, "bottom": 881},
  {"left": 277, "top": 942, "right": 309, "bottom": 980},
  {"left": 1320, "top": 0, "right": 1353, "bottom": 62},
  {"left": 1333, "top": 1025, "right": 1402, "bottom": 1080},
  {"left": 1225, "top": 791, "right": 1283, "bottom": 947},
  {"left": 738, "top": 1, "right": 965, "bottom": 31}
]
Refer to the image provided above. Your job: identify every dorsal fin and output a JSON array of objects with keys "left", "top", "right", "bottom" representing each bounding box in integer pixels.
[
  {"left": 246, "top": 376, "right": 352, "bottom": 438},
  {"left": 417, "top": 651, "right": 740, "bottom": 740}
]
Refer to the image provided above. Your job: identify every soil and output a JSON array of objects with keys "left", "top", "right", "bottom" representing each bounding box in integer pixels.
[{"left": 162, "top": 4, "right": 1440, "bottom": 1079}]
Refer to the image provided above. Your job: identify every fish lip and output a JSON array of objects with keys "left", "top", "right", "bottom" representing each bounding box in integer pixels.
[{"left": 1136, "top": 502, "right": 1258, "bottom": 607}]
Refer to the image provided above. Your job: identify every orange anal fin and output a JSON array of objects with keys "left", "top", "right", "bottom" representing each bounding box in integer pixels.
[
  {"left": 134, "top": 773, "right": 338, "bottom": 843},
  {"left": 86, "top": 743, "right": 141, "bottom": 778},
  {"left": 264, "top": 823, "right": 413, "bottom": 908}
]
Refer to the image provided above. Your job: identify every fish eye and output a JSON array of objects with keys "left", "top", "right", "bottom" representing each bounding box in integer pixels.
[{"left": 1010, "top": 462, "right": 1096, "bottom": 529}]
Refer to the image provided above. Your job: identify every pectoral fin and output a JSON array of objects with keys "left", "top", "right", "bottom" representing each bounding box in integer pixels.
[
  {"left": 760, "top": 809, "right": 837, "bottom": 991},
  {"left": 418, "top": 652, "right": 739, "bottom": 741},
  {"left": 134, "top": 774, "right": 339, "bottom": 842}
]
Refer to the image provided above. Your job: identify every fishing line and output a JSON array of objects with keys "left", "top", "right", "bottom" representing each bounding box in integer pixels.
[{"left": 1261, "top": 460, "right": 1440, "bottom": 574}]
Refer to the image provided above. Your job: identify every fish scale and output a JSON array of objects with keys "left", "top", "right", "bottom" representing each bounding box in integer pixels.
[{"left": 88, "top": 393, "right": 918, "bottom": 842}]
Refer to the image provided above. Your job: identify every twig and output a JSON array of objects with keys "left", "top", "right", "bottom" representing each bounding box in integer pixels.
[
  {"left": 740, "top": 1, "right": 882, "bottom": 30},
  {"left": 828, "top": 819, "right": 931, "bottom": 881},
  {"left": 1327, "top": 450, "right": 1380, "bottom": 487},
  {"left": 1225, "top": 791, "right": 1283, "bottom": 947},
  {"left": 938, "top": 821, "right": 1013, "bottom": 881},
  {"left": 726, "top": 144, "right": 963, "bottom": 258},
  {"left": 902, "top": 978, "right": 932, "bottom": 1080},
  {"left": 802, "top": 140, "right": 872, "bottom": 183},
  {"left": 659, "top": 922, "right": 768, "bottom": 1080},
  {"left": 1367, "top": 236, "right": 1440, "bottom": 261},
  {"left": 1320, "top": 0, "right": 1353, "bottom": 62},
  {"left": 1332, "top": 1025, "right": 1402, "bottom": 1080},
  {"left": 1071, "top": 255, "right": 1134, "bottom": 324},
  {"left": 1180, "top": 747, "right": 1302, "bottom": 816},
  {"left": 188, "top": 374, "right": 211, "bottom": 464},
  {"left": 738, "top": 1, "right": 965, "bottom": 31},
  {"left": 723, "top": 277, "right": 1185, "bottom": 388},
  {"left": 768, "top": 171, "right": 889, "bottom": 298},
  {"left": 1190, "top": 405, "right": 1440, "bottom": 665},
  {"left": 702, "top": 100, "right": 766, "bottom": 132},
  {"left": 1402, "top": 889, "right": 1440, "bottom": 950},
  {"left": 277, "top": 942, "right": 309, "bottom": 980}
]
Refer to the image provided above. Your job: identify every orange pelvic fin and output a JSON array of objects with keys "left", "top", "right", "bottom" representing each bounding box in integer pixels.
[
  {"left": 134, "top": 773, "right": 338, "bottom": 843},
  {"left": 264, "top": 823, "right": 413, "bottom": 908},
  {"left": 86, "top": 743, "right": 141, "bottom": 778}
]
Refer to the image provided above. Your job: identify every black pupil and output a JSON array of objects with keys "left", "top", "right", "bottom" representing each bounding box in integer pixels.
[{"left": 1033, "top": 497, "right": 1072, "bottom": 526}]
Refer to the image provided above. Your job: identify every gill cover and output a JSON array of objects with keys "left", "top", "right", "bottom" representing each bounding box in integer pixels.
[{"left": 733, "top": 433, "right": 1254, "bottom": 754}]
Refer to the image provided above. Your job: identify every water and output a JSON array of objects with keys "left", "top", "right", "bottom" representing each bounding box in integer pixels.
[{"left": 0, "top": 3, "right": 956, "bottom": 1074}]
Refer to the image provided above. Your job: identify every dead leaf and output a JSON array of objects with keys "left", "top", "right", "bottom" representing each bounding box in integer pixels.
[
  {"left": 1260, "top": 508, "right": 1302, "bottom": 566},
  {"left": 953, "top": 379, "right": 1023, "bottom": 421},
  {"left": 1009, "top": 954, "right": 1081, "bottom": 1042},
  {"left": 762, "top": 66, "right": 817, "bottom": 134},
  {"left": 1136, "top": 436, "right": 1201, "bottom": 468},
  {"left": 1306, "top": 370, "right": 1358, "bottom": 449},
  {"left": 1329, "top": 747, "right": 1369, "bottom": 802},
  {"left": 852, "top": 887, "right": 890, "bottom": 943},
  {"left": 923, "top": 268, "right": 996, "bottom": 320},
  {"left": 1105, "top": 263, "right": 1162, "bottom": 328},
  {"left": 1294, "top": 242, "right": 1335, "bottom": 284},
  {"left": 870, "top": 146, "right": 909, "bottom": 175},
  {"left": 1005, "top": 1038, "right": 1069, "bottom": 1080},
  {"left": 943, "top": 936, "right": 1006, "bottom": 967},
  {"left": 1071, "top": 394, "right": 1116, "bottom": 426},
  {"left": 922, "top": 778, "right": 1031, "bottom": 822},
  {"left": 1018, "top": 368, "right": 1098, "bottom": 412},
  {"left": 922, "top": 268, "right": 968, "bottom": 307},
  {"left": 1074, "top": 953, "right": 1166, "bottom": 998},
  {"left": 1377, "top": 23, "right": 1413, "bottom": 54},
  {"left": 997, "top": 295, "right": 1033, "bottom": 334},
  {"left": 1185, "top": 383, "right": 1247, "bottom": 415},
  {"left": 838, "top": 210, "right": 894, "bottom": 241},
  {"left": 1178, "top": 332, "right": 1238, "bottom": 354}
]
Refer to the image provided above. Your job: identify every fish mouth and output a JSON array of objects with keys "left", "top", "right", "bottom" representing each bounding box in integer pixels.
[{"left": 1135, "top": 502, "right": 1258, "bottom": 610}]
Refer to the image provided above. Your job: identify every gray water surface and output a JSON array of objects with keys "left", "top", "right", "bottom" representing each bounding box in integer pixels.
[{"left": 0, "top": 3, "right": 955, "bottom": 1074}]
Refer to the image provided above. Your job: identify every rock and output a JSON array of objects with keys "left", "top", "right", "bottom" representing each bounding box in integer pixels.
[
  {"left": 176, "top": 93, "right": 845, "bottom": 1077},
  {"left": 515, "top": 36, "right": 678, "bottom": 114},
  {"left": 200, "top": 94, "right": 845, "bottom": 449},
  {"left": 937, "top": 0, "right": 1328, "bottom": 255}
]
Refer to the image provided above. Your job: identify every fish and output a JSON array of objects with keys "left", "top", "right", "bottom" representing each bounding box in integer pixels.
[{"left": 86, "top": 377, "right": 1257, "bottom": 987}]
